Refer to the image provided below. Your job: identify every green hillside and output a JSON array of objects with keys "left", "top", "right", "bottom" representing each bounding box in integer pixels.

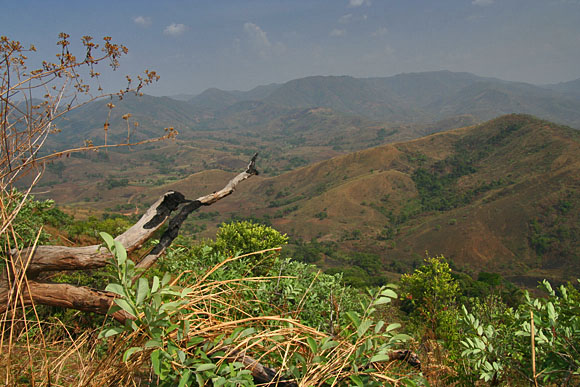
[
  {"left": 38, "top": 114, "right": 580, "bottom": 288},
  {"left": 198, "top": 115, "right": 580, "bottom": 286}
]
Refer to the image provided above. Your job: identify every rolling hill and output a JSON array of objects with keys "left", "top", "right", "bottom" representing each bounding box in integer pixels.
[
  {"left": 181, "top": 114, "right": 579, "bottom": 286},
  {"left": 33, "top": 70, "right": 580, "bottom": 288},
  {"left": 38, "top": 114, "right": 579, "bottom": 288}
]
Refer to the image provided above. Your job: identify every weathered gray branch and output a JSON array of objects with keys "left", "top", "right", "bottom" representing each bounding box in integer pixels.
[
  {"left": 135, "top": 153, "right": 259, "bottom": 272},
  {"left": 0, "top": 155, "right": 259, "bottom": 316},
  {"left": 14, "top": 191, "right": 187, "bottom": 277},
  {"left": 7, "top": 154, "right": 259, "bottom": 278}
]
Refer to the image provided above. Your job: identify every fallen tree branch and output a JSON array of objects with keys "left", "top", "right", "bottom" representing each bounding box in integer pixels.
[
  {"left": 135, "top": 153, "right": 259, "bottom": 272},
  {"left": 0, "top": 154, "right": 259, "bottom": 316},
  {"left": 0, "top": 281, "right": 131, "bottom": 323}
]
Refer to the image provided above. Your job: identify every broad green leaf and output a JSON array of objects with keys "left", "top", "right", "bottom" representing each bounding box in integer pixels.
[
  {"left": 239, "top": 327, "right": 256, "bottom": 339},
  {"left": 105, "top": 283, "right": 126, "bottom": 297},
  {"left": 123, "top": 347, "right": 143, "bottom": 362},
  {"left": 196, "top": 363, "right": 216, "bottom": 372},
  {"left": 107, "top": 304, "right": 121, "bottom": 316},
  {"left": 98, "top": 326, "right": 124, "bottom": 338},
  {"left": 349, "top": 374, "right": 364, "bottom": 387},
  {"left": 114, "top": 299, "right": 137, "bottom": 318},
  {"left": 374, "top": 320, "right": 385, "bottom": 334},
  {"left": 162, "top": 272, "right": 172, "bottom": 286},
  {"left": 160, "top": 288, "right": 181, "bottom": 296},
  {"left": 151, "top": 276, "right": 160, "bottom": 293},
  {"left": 373, "top": 297, "right": 392, "bottom": 306},
  {"left": 547, "top": 302, "right": 556, "bottom": 323},
  {"left": 181, "top": 287, "right": 193, "bottom": 298},
  {"left": 151, "top": 349, "right": 162, "bottom": 376},
  {"left": 136, "top": 277, "right": 149, "bottom": 305},
  {"left": 385, "top": 322, "right": 401, "bottom": 332},
  {"left": 313, "top": 355, "right": 327, "bottom": 363},
  {"left": 357, "top": 319, "right": 373, "bottom": 338},
  {"left": 99, "top": 232, "right": 115, "bottom": 250},
  {"left": 160, "top": 300, "right": 184, "bottom": 313},
  {"left": 321, "top": 340, "right": 338, "bottom": 351},
  {"left": 145, "top": 339, "right": 162, "bottom": 348},
  {"left": 346, "top": 311, "right": 361, "bottom": 328},
  {"left": 114, "top": 240, "right": 127, "bottom": 265},
  {"left": 370, "top": 354, "right": 391, "bottom": 363},
  {"left": 380, "top": 289, "right": 397, "bottom": 299},
  {"left": 306, "top": 337, "right": 318, "bottom": 354},
  {"left": 178, "top": 370, "right": 191, "bottom": 387}
]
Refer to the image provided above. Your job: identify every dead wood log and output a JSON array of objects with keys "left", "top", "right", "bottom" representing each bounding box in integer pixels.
[
  {"left": 0, "top": 154, "right": 259, "bottom": 317},
  {"left": 0, "top": 281, "right": 133, "bottom": 322}
]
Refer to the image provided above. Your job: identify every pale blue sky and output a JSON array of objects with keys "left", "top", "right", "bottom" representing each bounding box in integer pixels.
[{"left": 2, "top": 0, "right": 579, "bottom": 96}]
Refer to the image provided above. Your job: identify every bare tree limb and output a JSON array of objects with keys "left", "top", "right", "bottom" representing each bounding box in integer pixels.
[
  {"left": 135, "top": 153, "right": 259, "bottom": 272},
  {"left": 0, "top": 154, "right": 259, "bottom": 316},
  {"left": 0, "top": 281, "right": 130, "bottom": 323},
  {"left": 7, "top": 154, "right": 259, "bottom": 278}
]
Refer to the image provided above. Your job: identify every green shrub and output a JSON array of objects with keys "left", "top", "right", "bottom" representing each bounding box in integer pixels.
[
  {"left": 0, "top": 189, "right": 70, "bottom": 252},
  {"left": 399, "top": 255, "right": 460, "bottom": 342}
]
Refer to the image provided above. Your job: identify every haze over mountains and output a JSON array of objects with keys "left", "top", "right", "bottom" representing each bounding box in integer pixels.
[
  {"left": 38, "top": 70, "right": 580, "bottom": 287},
  {"left": 184, "top": 70, "right": 580, "bottom": 127},
  {"left": 53, "top": 70, "right": 580, "bottom": 154}
]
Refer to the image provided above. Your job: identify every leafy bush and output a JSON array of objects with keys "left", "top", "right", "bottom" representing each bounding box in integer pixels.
[
  {"left": 399, "top": 255, "right": 460, "bottom": 342},
  {"left": 0, "top": 189, "right": 70, "bottom": 252},
  {"left": 99, "top": 232, "right": 420, "bottom": 386},
  {"left": 458, "top": 280, "right": 580, "bottom": 385},
  {"left": 156, "top": 222, "right": 364, "bottom": 332}
]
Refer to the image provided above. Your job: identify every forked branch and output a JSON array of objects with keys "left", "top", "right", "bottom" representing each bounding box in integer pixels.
[{"left": 0, "top": 154, "right": 259, "bottom": 317}]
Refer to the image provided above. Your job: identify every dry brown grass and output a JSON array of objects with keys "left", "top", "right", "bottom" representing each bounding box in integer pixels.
[{"left": 1, "top": 252, "right": 416, "bottom": 386}]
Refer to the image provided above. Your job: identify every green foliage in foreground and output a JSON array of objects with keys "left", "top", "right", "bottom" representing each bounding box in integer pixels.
[
  {"left": 458, "top": 280, "right": 580, "bottom": 385},
  {"left": 7, "top": 196, "right": 580, "bottom": 386},
  {"left": 399, "top": 255, "right": 460, "bottom": 343},
  {"left": 155, "top": 221, "right": 363, "bottom": 331},
  {"left": 402, "top": 255, "right": 580, "bottom": 386},
  {"left": 0, "top": 189, "right": 70, "bottom": 252},
  {"left": 100, "top": 231, "right": 418, "bottom": 386}
]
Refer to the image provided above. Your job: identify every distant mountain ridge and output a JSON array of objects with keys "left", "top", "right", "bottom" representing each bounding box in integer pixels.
[
  {"left": 180, "top": 71, "right": 580, "bottom": 128},
  {"left": 544, "top": 78, "right": 580, "bottom": 99},
  {"left": 53, "top": 70, "right": 580, "bottom": 153}
]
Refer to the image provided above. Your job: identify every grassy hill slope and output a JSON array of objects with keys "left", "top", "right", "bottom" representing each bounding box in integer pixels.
[{"left": 200, "top": 114, "right": 580, "bottom": 285}]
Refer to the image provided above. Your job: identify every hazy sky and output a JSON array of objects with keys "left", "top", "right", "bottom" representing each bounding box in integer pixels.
[{"left": 2, "top": 0, "right": 579, "bottom": 96}]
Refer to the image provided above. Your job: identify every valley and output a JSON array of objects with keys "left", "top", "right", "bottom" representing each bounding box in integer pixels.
[{"left": 33, "top": 71, "right": 580, "bottom": 288}]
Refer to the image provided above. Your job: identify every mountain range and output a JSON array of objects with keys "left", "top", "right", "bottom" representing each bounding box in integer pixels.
[
  {"left": 184, "top": 70, "right": 580, "bottom": 127},
  {"left": 35, "top": 71, "right": 580, "bottom": 287},
  {"left": 52, "top": 70, "right": 580, "bottom": 153}
]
